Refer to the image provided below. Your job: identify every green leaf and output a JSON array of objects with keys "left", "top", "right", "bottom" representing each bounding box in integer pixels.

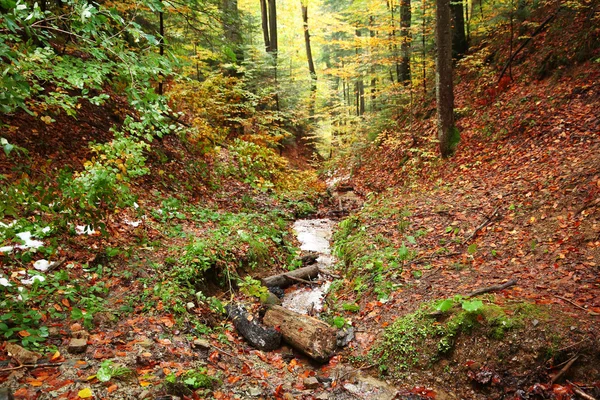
[
  {"left": 436, "top": 299, "right": 454, "bottom": 312},
  {"left": 332, "top": 316, "right": 346, "bottom": 329},
  {"left": 467, "top": 243, "right": 477, "bottom": 255},
  {"left": 96, "top": 361, "right": 113, "bottom": 382},
  {"left": 461, "top": 300, "right": 483, "bottom": 312},
  {"left": 342, "top": 303, "right": 360, "bottom": 312}
]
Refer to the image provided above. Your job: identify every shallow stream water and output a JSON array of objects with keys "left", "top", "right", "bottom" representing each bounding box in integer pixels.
[{"left": 281, "top": 219, "right": 336, "bottom": 315}]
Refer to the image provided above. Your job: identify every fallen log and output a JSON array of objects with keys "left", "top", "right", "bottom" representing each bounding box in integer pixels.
[
  {"left": 263, "top": 305, "right": 337, "bottom": 362},
  {"left": 227, "top": 304, "right": 282, "bottom": 351},
  {"left": 261, "top": 265, "right": 319, "bottom": 288}
]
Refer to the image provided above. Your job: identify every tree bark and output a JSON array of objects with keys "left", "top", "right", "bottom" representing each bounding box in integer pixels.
[
  {"left": 222, "top": 0, "right": 243, "bottom": 62},
  {"left": 260, "top": 0, "right": 271, "bottom": 52},
  {"left": 400, "top": 0, "right": 412, "bottom": 84},
  {"left": 301, "top": 3, "right": 316, "bottom": 78},
  {"left": 261, "top": 265, "right": 319, "bottom": 288},
  {"left": 436, "top": 0, "right": 455, "bottom": 157},
  {"left": 263, "top": 305, "right": 337, "bottom": 362},
  {"left": 451, "top": 0, "right": 468, "bottom": 58},
  {"left": 268, "top": 0, "right": 278, "bottom": 54},
  {"left": 158, "top": 2, "right": 164, "bottom": 95}
]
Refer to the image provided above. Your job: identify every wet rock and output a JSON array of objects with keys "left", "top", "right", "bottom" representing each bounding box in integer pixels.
[
  {"left": 303, "top": 376, "right": 320, "bottom": 389},
  {"left": 67, "top": 338, "right": 88, "bottom": 354},
  {"left": 227, "top": 303, "right": 282, "bottom": 351},
  {"left": 0, "top": 388, "right": 14, "bottom": 400},
  {"left": 299, "top": 252, "right": 319, "bottom": 266},
  {"left": 336, "top": 326, "right": 355, "bottom": 347},
  {"left": 342, "top": 374, "right": 397, "bottom": 400}
]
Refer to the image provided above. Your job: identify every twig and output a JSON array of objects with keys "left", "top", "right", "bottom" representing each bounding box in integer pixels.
[
  {"left": 550, "top": 354, "right": 578, "bottom": 384},
  {"left": 318, "top": 268, "right": 341, "bottom": 279},
  {"left": 463, "top": 207, "right": 500, "bottom": 244},
  {"left": 466, "top": 279, "right": 518, "bottom": 298},
  {"left": 46, "top": 257, "right": 67, "bottom": 273},
  {"left": 0, "top": 362, "right": 63, "bottom": 373},
  {"left": 567, "top": 380, "right": 598, "bottom": 400},
  {"left": 554, "top": 295, "right": 600, "bottom": 316},
  {"left": 209, "top": 344, "right": 236, "bottom": 359}
]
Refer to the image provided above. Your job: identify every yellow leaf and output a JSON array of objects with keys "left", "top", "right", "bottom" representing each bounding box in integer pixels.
[
  {"left": 78, "top": 388, "right": 93, "bottom": 398},
  {"left": 139, "top": 381, "right": 151, "bottom": 387}
]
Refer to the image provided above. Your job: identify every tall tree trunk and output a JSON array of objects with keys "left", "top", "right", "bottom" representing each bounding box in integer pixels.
[
  {"left": 301, "top": 0, "right": 318, "bottom": 119},
  {"left": 158, "top": 2, "right": 164, "bottom": 95},
  {"left": 400, "top": 0, "right": 412, "bottom": 84},
  {"left": 268, "top": 0, "right": 278, "bottom": 54},
  {"left": 451, "top": 0, "right": 468, "bottom": 58},
  {"left": 422, "top": 0, "right": 427, "bottom": 99},
  {"left": 260, "top": 0, "right": 271, "bottom": 52},
  {"left": 436, "top": 0, "right": 455, "bottom": 157},
  {"left": 301, "top": 2, "right": 316, "bottom": 79}
]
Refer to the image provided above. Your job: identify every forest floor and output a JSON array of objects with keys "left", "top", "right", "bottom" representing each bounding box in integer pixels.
[{"left": 1, "top": 39, "right": 600, "bottom": 400}]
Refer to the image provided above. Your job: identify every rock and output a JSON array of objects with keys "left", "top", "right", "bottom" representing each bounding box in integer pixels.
[
  {"left": 261, "top": 292, "right": 281, "bottom": 305},
  {"left": 336, "top": 326, "right": 355, "bottom": 347},
  {"left": 67, "top": 338, "right": 88, "bottom": 354},
  {"left": 315, "top": 393, "right": 329, "bottom": 400},
  {"left": 138, "top": 390, "right": 151, "bottom": 399},
  {"left": 0, "top": 388, "right": 14, "bottom": 400},
  {"left": 248, "top": 387, "right": 262, "bottom": 396},
  {"left": 268, "top": 286, "right": 285, "bottom": 299},
  {"left": 303, "top": 376, "right": 320, "bottom": 389},
  {"left": 192, "top": 338, "right": 211, "bottom": 350},
  {"left": 5, "top": 343, "right": 39, "bottom": 364},
  {"left": 299, "top": 252, "right": 319, "bottom": 266},
  {"left": 71, "top": 330, "right": 89, "bottom": 340}
]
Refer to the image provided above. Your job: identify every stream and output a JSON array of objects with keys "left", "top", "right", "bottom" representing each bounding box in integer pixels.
[{"left": 281, "top": 219, "right": 336, "bottom": 315}]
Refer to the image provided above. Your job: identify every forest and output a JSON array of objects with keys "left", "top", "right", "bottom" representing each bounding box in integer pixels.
[{"left": 0, "top": 0, "right": 599, "bottom": 398}]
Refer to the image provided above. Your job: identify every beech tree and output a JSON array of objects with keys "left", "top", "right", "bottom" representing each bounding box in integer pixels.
[{"left": 435, "top": 0, "right": 455, "bottom": 156}]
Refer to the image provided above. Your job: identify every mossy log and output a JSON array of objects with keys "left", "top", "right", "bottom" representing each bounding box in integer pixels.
[
  {"left": 263, "top": 305, "right": 337, "bottom": 362},
  {"left": 261, "top": 265, "right": 319, "bottom": 288}
]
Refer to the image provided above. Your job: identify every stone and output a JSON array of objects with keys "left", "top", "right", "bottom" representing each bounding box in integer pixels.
[
  {"left": 261, "top": 292, "right": 281, "bottom": 305},
  {"left": 303, "top": 376, "right": 320, "bottom": 389},
  {"left": 5, "top": 343, "right": 39, "bottom": 364},
  {"left": 67, "top": 338, "right": 88, "bottom": 354},
  {"left": 192, "top": 338, "right": 211, "bottom": 350},
  {"left": 71, "top": 330, "right": 89, "bottom": 340},
  {"left": 315, "top": 393, "right": 329, "bottom": 400},
  {"left": 138, "top": 390, "right": 151, "bottom": 399},
  {"left": 248, "top": 387, "right": 262, "bottom": 396}
]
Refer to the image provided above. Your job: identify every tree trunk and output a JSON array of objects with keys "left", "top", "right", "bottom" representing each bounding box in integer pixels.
[
  {"left": 436, "top": 0, "right": 455, "bottom": 157},
  {"left": 261, "top": 265, "right": 319, "bottom": 288},
  {"left": 400, "top": 0, "right": 412, "bottom": 84},
  {"left": 301, "top": 3, "right": 316, "bottom": 78},
  {"left": 451, "top": 0, "right": 468, "bottom": 58},
  {"left": 422, "top": 0, "right": 427, "bottom": 99},
  {"left": 158, "top": 2, "right": 164, "bottom": 95},
  {"left": 260, "top": 0, "right": 271, "bottom": 52},
  {"left": 263, "top": 305, "right": 337, "bottom": 362},
  {"left": 268, "top": 0, "right": 278, "bottom": 54}
]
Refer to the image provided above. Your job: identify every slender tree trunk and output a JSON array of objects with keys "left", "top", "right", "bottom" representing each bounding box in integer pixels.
[
  {"left": 400, "top": 0, "right": 412, "bottom": 84},
  {"left": 465, "top": 0, "right": 470, "bottom": 44},
  {"left": 268, "top": 0, "right": 278, "bottom": 54},
  {"left": 158, "top": 3, "right": 164, "bottom": 95},
  {"left": 301, "top": 3, "right": 316, "bottom": 78},
  {"left": 260, "top": 0, "right": 271, "bottom": 51},
  {"left": 451, "top": 0, "right": 468, "bottom": 58},
  {"left": 422, "top": 0, "right": 427, "bottom": 99},
  {"left": 436, "top": 0, "right": 455, "bottom": 157}
]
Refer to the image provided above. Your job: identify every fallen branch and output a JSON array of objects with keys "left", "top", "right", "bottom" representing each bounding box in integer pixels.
[
  {"left": 47, "top": 257, "right": 68, "bottom": 273},
  {"left": 283, "top": 274, "right": 320, "bottom": 286},
  {"left": 0, "top": 362, "right": 63, "bottom": 373},
  {"left": 567, "top": 380, "right": 598, "bottom": 400},
  {"left": 466, "top": 279, "right": 517, "bottom": 298},
  {"left": 550, "top": 354, "right": 578, "bottom": 384},
  {"left": 463, "top": 207, "right": 500, "bottom": 245},
  {"left": 554, "top": 295, "right": 600, "bottom": 316},
  {"left": 497, "top": 8, "right": 561, "bottom": 82}
]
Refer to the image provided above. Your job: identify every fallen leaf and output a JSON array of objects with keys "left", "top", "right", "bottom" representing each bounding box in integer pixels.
[{"left": 78, "top": 388, "right": 93, "bottom": 398}]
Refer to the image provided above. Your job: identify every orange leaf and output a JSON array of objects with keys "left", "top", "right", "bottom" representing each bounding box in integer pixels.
[
  {"left": 50, "top": 350, "right": 61, "bottom": 361},
  {"left": 107, "top": 384, "right": 118, "bottom": 393},
  {"left": 18, "top": 330, "right": 31, "bottom": 337},
  {"left": 227, "top": 376, "right": 241, "bottom": 384},
  {"left": 62, "top": 299, "right": 71, "bottom": 307},
  {"left": 29, "top": 380, "right": 43, "bottom": 387}
]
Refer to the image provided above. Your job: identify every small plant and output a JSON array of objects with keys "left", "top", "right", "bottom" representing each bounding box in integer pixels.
[
  {"left": 95, "top": 360, "right": 132, "bottom": 382},
  {"left": 239, "top": 276, "right": 269, "bottom": 302}
]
